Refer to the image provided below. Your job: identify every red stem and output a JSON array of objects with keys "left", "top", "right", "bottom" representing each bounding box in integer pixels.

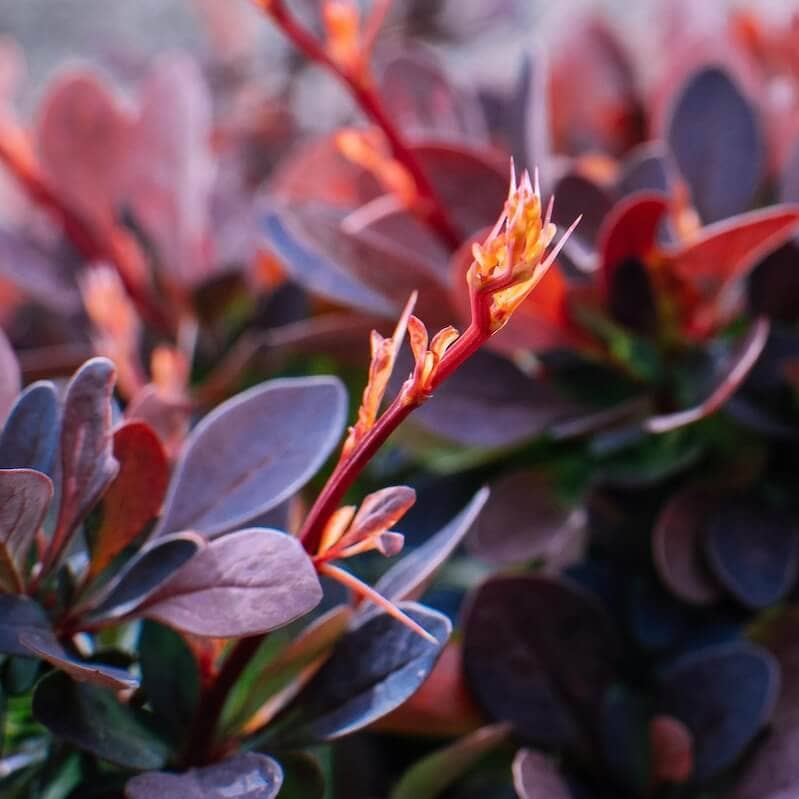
[
  {"left": 262, "top": 0, "right": 462, "bottom": 251},
  {"left": 0, "top": 140, "right": 175, "bottom": 337},
  {"left": 299, "top": 322, "right": 484, "bottom": 554}
]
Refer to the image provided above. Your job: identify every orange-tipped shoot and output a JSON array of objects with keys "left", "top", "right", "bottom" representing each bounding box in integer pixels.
[{"left": 468, "top": 165, "right": 580, "bottom": 333}]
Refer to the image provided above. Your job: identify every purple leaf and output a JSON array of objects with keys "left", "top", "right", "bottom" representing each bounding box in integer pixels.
[
  {"left": 19, "top": 629, "right": 137, "bottom": 690},
  {"left": 260, "top": 206, "right": 395, "bottom": 316},
  {"left": 155, "top": 376, "right": 346, "bottom": 538},
  {"left": 373, "top": 487, "right": 489, "bottom": 603},
  {"left": 652, "top": 485, "right": 723, "bottom": 606},
  {"left": 615, "top": 142, "right": 670, "bottom": 197},
  {"left": 551, "top": 172, "right": 613, "bottom": 248},
  {"left": 52, "top": 357, "right": 119, "bottom": 560},
  {"left": 125, "top": 753, "right": 283, "bottom": 799},
  {"left": 512, "top": 749, "right": 572, "bottom": 799},
  {"left": 0, "top": 468, "right": 53, "bottom": 592},
  {"left": 0, "top": 326, "right": 19, "bottom": 425},
  {"left": 268, "top": 603, "right": 450, "bottom": 745},
  {"left": 705, "top": 501, "right": 799, "bottom": 610},
  {"left": 748, "top": 241, "right": 799, "bottom": 322},
  {"left": 660, "top": 641, "right": 779, "bottom": 780},
  {"left": 85, "top": 532, "right": 205, "bottom": 622},
  {"left": 462, "top": 575, "right": 620, "bottom": 753},
  {"left": 467, "top": 471, "right": 581, "bottom": 566},
  {"left": 0, "top": 594, "right": 52, "bottom": 656},
  {"left": 0, "top": 381, "right": 60, "bottom": 475},
  {"left": 666, "top": 66, "right": 764, "bottom": 223},
  {"left": 140, "top": 528, "right": 322, "bottom": 637}
]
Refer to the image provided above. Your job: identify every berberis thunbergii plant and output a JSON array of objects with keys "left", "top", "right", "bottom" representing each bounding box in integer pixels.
[{"left": 0, "top": 161, "right": 574, "bottom": 797}]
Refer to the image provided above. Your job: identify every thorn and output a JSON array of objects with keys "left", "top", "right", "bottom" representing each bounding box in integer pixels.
[
  {"left": 319, "top": 563, "right": 438, "bottom": 644},
  {"left": 544, "top": 194, "right": 554, "bottom": 227},
  {"left": 508, "top": 157, "right": 517, "bottom": 197},
  {"left": 533, "top": 166, "right": 541, "bottom": 199}
]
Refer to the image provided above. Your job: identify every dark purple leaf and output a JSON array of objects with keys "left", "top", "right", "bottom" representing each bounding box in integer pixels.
[
  {"left": 53, "top": 357, "right": 119, "bottom": 556},
  {"left": 467, "top": 472, "right": 578, "bottom": 565},
  {"left": 652, "top": 486, "right": 722, "bottom": 605},
  {"left": 551, "top": 173, "right": 613, "bottom": 248},
  {"left": 125, "top": 753, "right": 283, "bottom": 799},
  {"left": 19, "top": 630, "right": 137, "bottom": 690},
  {"left": 660, "top": 641, "right": 779, "bottom": 781},
  {"left": 0, "top": 594, "right": 52, "bottom": 656},
  {"left": 140, "top": 528, "right": 322, "bottom": 637},
  {"left": 0, "top": 381, "right": 60, "bottom": 475},
  {"left": 0, "top": 327, "right": 19, "bottom": 426},
  {"left": 155, "top": 376, "right": 346, "bottom": 538},
  {"left": 410, "top": 350, "right": 581, "bottom": 448},
  {"left": 269, "top": 603, "right": 450, "bottom": 745},
  {"left": 779, "top": 136, "right": 799, "bottom": 204},
  {"left": 748, "top": 241, "right": 799, "bottom": 322},
  {"left": 512, "top": 749, "right": 572, "bottom": 799},
  {"left": 732, "top": 610, "right": 799, "bottom": 799},
  {"left": 666, "top": 66, "right": 764, "bottom": 223},
  {"left": 0, "top": 468, "right": 53, "bottom": 592},
  {"left": 33, "top": 670, "right": 170, "bottom": 769},
  {"left": 615, "top": 143, "right": 670, "bottom": 197},
  {"left": 705, "top": 501, "right": 799, "bottom": 609},
  {"left": 85, "top": 532, "right": 205, "bottom": 622},
  {"left": 645, "top": 317, "right": 770, "bottom": 433},
  {"left": 374, "top": 487, "right": 489, "bottom": 603},
  {"left": 607, "top": 257, "right": 657, "bottom": 335},
  {"left": 462, "top": 575, "right": 620, "bottom": 752}
]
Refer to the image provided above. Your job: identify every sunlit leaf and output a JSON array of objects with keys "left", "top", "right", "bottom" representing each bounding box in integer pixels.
[
  {"left": 155, "top": 376, "right": 346, "bottom": 538},
  {"left": 140, "top": 528, "right": 322, "bottom": 637},
  {"left": 0, "top": 381, "right": 60, "bottom": 475}
]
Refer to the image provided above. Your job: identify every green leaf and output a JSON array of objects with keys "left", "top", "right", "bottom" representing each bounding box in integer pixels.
[
  {"left": 139, "top": 621, "right": 201, "bottom": 742},
  {"left": 391, "top": 723, "right": 512, "bottom": 799},
  {"left": 32, "top": 672, "right": 170, "bottom": 770}
]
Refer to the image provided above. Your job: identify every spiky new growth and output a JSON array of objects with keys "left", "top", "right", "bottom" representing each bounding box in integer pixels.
[
  {"left": 299, "top": 163, "right": 580, "bottom": 641},
  {"left": 469, "top": 165, "right": 580, "bottom": 334}
]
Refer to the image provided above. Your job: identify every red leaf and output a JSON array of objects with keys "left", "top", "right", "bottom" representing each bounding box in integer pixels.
[
  {"left": 650, "top": 715, "right": 694, "bottom": 784},
  {"left": 598, "top": 193, "right": 669, "bottom": 296},
  {"left": 88, "top": 421, "right": 169, "bottom": 579}
]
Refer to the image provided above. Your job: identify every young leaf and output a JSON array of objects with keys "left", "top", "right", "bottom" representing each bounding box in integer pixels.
[
  {"left": 659, "top": 641, "right": 779, "bottom": 781},
  {"left": 139, "top": 528, "right": 323, "bottom": 637},
  {"left": 154, "top": 377, "right": 347, "bottom": 538},
  {"left": 666, "top": 66, "right": 764, "bottom": 223},
  {"left": 0, "top": 595, "right": 54, "bottom": 656},
  {"left": 0, "top": 381, "right": 60, "bottom": 475},
  {"left": 84, "top": 532, "right": 205, "bottom": 622},
  {"left": 139, "top": 621, "right": 201, "bottom": 738},
  {"left": 18, "top": 630, "right": 137, "bottom": 690},
  {"left": 462, "top": 575, "right": 620, "bottom": 752},
  {"left": 50, "top": 357, "right": 119, "bottom": 565},
  {"left": 125, "top": 753, "right": 283, "bottom": 799},
  {"left": 372, "top": 487, "right": 490, "bottom": 603},
  {"left": 87, "top": 420, "right": 169, "bottom": 579},
  {"left": 32, "top": 671, "right": 170, "bottom": 770},
  {"left": 0, "top": 468, "right": 53, "bottom": 592},
  {"left": 512, "top": 749, "right": 572, "bottom": 799},
  {"left": 705, "top": 501, "right": 799, "bottom": 609},
  {"left": 265, "top": 603, "right": 451, "bottom": 745},
  {"left": 390, "top": 723, "right": 512, "bottom": 799}
]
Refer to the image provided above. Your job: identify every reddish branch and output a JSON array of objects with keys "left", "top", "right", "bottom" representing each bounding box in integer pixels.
[
  {"left": 256, "top": 0, "right": 463, "bottom": 251},
  {"left": 0, "top": 140, "right": 175, "bottom": 337}
]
